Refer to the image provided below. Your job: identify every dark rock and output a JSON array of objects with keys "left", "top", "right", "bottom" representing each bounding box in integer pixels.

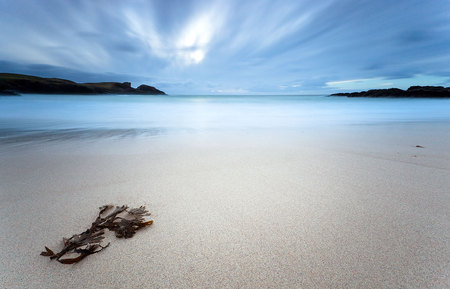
[
  {"left": 136, "top": 84, "right": 165, "bottom": 95},
  {"left": 406, "top": 86, "right": 450, "bottom": 98},
  {"left": 0, "top": 89, "right": 20, "bottom": 96},
  {"left": 0, "top": 73, "right": 166, "bottom": 95},
  {"left": 330, "top": 86, "right": 450, "bottom": 98}
]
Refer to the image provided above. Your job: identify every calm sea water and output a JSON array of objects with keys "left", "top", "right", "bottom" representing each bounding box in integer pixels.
[{"left": 0, "top": 94, "right": 449, "bottom": 142}]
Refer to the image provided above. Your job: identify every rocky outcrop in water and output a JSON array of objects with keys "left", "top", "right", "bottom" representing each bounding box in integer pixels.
[
  {"left": 0, "top": 73, "right": 166, "bottom": 95},
  {"left": 331, "top": 86, "right": 450, "bottom": 98},
  {"left": 0, "top": 89, "right": 19, "bottom": 96}
]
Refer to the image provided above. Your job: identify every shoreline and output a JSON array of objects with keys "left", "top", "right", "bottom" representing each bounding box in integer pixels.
[{"left": 1, "top": 125, "right": 449, "bottom": 288}]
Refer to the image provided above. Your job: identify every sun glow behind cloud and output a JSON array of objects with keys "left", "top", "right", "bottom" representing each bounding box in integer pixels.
[
  {"left": 175, "top": 11, "right": 221, "bottom": 64},
  {"left": 124, "top": 2, "right": 225, "bottom": 66}
]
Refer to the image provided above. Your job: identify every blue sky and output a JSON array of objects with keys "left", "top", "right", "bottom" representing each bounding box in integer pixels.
[{"left": 1, "top": 0, "right": 450, "bottom": 94}]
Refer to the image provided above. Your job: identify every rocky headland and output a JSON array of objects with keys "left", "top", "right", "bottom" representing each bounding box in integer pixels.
[
  {"left": 331, "top": 86, "right": 450, "bottom": 98},
  {"left": 0, "top": 73, "right": 166, "bottom": 95}
]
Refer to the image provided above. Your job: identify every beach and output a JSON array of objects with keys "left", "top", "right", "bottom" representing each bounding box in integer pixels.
[
  {"left": 2, "top": 0, "right": 450, "bottom": 286},
  {"left": 1, "top": 119, "right": 449, "bottom": 288}
]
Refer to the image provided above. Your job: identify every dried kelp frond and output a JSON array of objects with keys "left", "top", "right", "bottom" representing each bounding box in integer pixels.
[
  {"left": 41, "top": 229, "right": 108, "bottom": 263},
  {"left": 111, "top": 217, "right": 154, "bottom": 238},
  {"left": 111, "top": 206, "right": 153, "bottom": 238},
  {"left": 128, "top": 206, "right": 151, "bottom": 217},
  {"left": 40, "top": 205, "right": 153, "bottom": 264}
]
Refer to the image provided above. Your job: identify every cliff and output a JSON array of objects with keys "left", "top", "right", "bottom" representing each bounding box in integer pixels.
[
  {"left": 0, "top": 73, "right": 166, "bottom": 95},
  {"left": 331, "top": 86, "right": 450, "bottom": 98}
]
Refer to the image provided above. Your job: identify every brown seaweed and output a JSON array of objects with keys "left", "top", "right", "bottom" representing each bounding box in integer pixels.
[{"left": 40, "top": 205, "right": 153, "bottom": 264}]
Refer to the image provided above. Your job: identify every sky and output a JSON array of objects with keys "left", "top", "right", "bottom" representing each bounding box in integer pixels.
[{"left": 1, "top": 0, "right": 450, "bottom": 94}]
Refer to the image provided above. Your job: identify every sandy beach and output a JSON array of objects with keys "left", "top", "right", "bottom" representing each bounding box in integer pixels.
[
  {"left": 0, "top": 123, "right": 449, "bottom": 288},
  {"left": 2, "top": 0, "right": 450, "bottom": 286}
]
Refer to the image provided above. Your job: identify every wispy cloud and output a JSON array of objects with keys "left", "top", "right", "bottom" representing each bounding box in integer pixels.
[
  {"left": 326, "top": 79, "right": 371, "bottom": 86},
  {"left": 0, "top": 0, "right": 449, "bottom": 93},
  {"left": 123, "top": 1, "right": 226, "bottom": 66},
  {"left": 326, "top": 75, "right": 450, "bottom": 91},
  {"left": 210, "top": 88, "right": 249, "bottom": 94}
]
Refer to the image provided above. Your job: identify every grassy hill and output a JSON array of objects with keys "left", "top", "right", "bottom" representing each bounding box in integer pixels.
[{"left": 0, "top": 73, "right": 166, "bottom": 95}]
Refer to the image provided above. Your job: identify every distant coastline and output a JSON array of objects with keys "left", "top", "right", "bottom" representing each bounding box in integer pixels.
[
  {"left": 0, "top": 73, "right": 166, "bottom": 95},
  {"left": 330, "top": 86, "right": 450, "bottom": 98}
]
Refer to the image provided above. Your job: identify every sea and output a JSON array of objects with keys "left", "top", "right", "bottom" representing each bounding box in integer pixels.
[{"left": 0, "top": 94, "right": 449, "bottom": 143}]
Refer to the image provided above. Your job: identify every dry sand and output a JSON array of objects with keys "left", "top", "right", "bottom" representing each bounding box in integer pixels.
[{"left": 0, "top": 124, "right": 449, "bottom": 288}]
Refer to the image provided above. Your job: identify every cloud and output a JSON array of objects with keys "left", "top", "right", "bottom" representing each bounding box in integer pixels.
[
  {"left": 123, "top": 1, "right": 226, "bottom": 66},
  {"left": 326, "top": 75, "right": 450, "bottom": 91},
  {"left": 326, "top": 79, "right": 371, "bottom": 86},
  {"left": 210, "top": 88, "right": 249, "bottom": 94},
  {"left": 0, "top": 0, "right": 450, "bottom": 94}
]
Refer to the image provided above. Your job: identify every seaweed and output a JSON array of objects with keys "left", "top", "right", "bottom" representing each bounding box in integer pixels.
[{"left": 40, "top": 205, "right": 153, "bottom": 264}]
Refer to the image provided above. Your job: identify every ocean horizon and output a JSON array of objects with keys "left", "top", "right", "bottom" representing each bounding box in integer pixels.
[{"left": 1, "top": 94, "right": 450, "bottom": 144}]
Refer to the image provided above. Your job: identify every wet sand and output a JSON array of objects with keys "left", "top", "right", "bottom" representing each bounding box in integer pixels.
[{"left": 0, "top": 125, "right": 449, "bottom": 288}]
